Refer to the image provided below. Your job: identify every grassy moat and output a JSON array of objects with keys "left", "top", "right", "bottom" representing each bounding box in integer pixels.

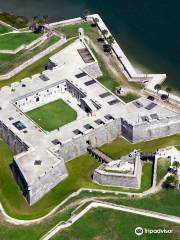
[{"left": 0, "top": 134, "right": 179, "bottom": 219}]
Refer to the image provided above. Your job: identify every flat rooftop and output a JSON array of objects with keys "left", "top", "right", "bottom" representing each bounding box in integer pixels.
[{"left": 122, "top": 97, "right": 178, "bottom": 125}]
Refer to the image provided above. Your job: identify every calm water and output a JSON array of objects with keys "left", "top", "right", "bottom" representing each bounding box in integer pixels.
[{"left": 0, "top": 0, "right": 180, "bottom": 92}]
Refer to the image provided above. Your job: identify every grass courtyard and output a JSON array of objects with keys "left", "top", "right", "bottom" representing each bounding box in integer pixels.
[
  {"left": 27, "top": 99, "right": 77, "bottom": 131},
  {"left": 52, "top": 208, "right": 180, "bottom": 240},
  {"left": 0, "top": 32, "right": 41, "bottom": 50}
]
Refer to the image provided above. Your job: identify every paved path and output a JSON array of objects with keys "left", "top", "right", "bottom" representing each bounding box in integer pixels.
[{"left": 41, "top": 200, "right": 180, "bottom": 240}]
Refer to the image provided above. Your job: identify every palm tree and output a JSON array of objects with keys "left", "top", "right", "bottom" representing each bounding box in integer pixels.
[
  {"left": 166, "top": 87, "right": 172, "bottom": 99},
  {"left": 173, "top": 161, "right": 180, "bottom": 171},
  {"left": 30, "top": 16, "right": 38, "bottom": 32},
  {"left": 93, "top": 17, "right": 99, "bottom": 26},
  {"left": 43, "top": 15, "right": 48, "bottom": 24},
  {"left": 101, "top": 29, "right": 108, "bottom": 38},
  {"left": 107, "top": 35, "right": 115, "bottom": 47},
  {"left": 32, "top": 16, "right": 38, "bottom": 24},
  {"left": 154, "top": 84, "right": 161, "bottom": 94}
]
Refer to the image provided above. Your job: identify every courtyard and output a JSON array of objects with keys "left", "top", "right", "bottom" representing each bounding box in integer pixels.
[{"left": 27, "top": 99, "right": 77, "bottom": 131}]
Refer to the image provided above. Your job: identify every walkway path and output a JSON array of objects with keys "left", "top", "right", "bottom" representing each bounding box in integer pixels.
[{"left": 41, "top": 200, "right": 180, "bottom": 240}]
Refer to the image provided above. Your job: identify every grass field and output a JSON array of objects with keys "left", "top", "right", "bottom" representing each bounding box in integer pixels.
[
  {"left": 100, "top": 135, "right": 180, "bottom": 160},
  {"left": 157, "top": 158, "right": 171, "bottom": 183},
  {"left": 52, "top": 208, "right": 180, "bottom": 240},
  {"left": 119, "top": 93, "right": 140, "bottom": 103},
  {"left": 0, "top": 211, "right": 70, "bottom": 240},
  {"left": 0, "top": 32, "right": 41, "bottom": 50},
  {"left": 141, "top": 162, "right": 153, "bottom": 191},
  {"left": 27, "top": 99, "right": 77, "bottom": 131},
  {"left": 57, "top": 22, "right": 93, "bottom": 39},
  {"left": 0, "top": 35, "right": 59, "bottom": 75},
  {"left": 0, "top": 24, "right": 11, "bottom": 34},
  {"left": 111, "top": 189, "right": 180, "bottom": 217},
  {"left": 176, "top": 146, "right": 180, "bottom": 151}
]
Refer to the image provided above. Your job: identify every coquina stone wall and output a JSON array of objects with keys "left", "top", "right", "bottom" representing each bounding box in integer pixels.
[
  {"left": 121, "top": 115, "right": 180, "bottom": 143},
  {"left": 12, "top": 155, "right": 68, "bottom": 205},
  {"left": 0, "top": 121, "right": 29, "bottom": 154},
  {"left": 53, "top": 119, "right": 122, "bottom": 161},
  {"left": 93, "top": 156, "right": 142, "bottom": 188},
  {"left": 27, "top": 159, "right": 67, "bottom": 205}
]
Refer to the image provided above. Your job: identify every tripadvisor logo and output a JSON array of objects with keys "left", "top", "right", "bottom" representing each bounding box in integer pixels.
[
  {"left": 135, "top": 226, "right": 173, "bottom": 236},
  {"left": 135, "top": 227, "right": 143, "bottom": 236}
]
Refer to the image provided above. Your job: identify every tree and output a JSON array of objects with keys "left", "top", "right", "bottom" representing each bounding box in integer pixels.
[
  {"left": 166, "top": 87, "right": 172, "bottom": 98},
  {"left": 101, "top": 29, "right": 108, "bottom": 37},
  {"left": 43, "top": 15, "right": 48, "bottom": 24},
  {"left": 32, "top": 16, "right": 38, "bottom": 24},
  {"left": 165, "top": 175, "right": 178, "bottom": 189},
  {"left": 107, "top": 35, "right": 115, "bottom": 47},
  {"left": 173, "top": 161, "right": 180, "bottom": 171},
  {"left": 93, "top": 17, "right": 99, "bottom": 26},
  {"left": 154, "top": 84, "right": 161, "bottom": 94}
]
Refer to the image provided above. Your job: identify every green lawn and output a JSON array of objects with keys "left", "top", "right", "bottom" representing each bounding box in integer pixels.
[
  {"left": 100, "top": 135, "right": 180, "bottom": 160},
  {"left": 175, "top": 146, "right": 180, "bottom": 151},
  {"left": 119, "top": 93, "right": 139, "bottom": 103},
  {"left": 157, "top": 158, "right": 171, "bottom": 183},
  {"left": 0, "top": 32, "right": 41, "bottom": 50},
  {"left": 0, "top": 24, "right": 11, "bottom": 34},
  {"left": 0, "top": 38, "right": 75, "bottom": 88},
  {"left": 0, "top": 211, "right": 70, "bottom": 240},
  {"left": 111, "top": 189, "right": 180, "bottom": 217},
  {"left": 57, "top": 22, "right": 93, "bottom": 38},
  {"left": 0, "top": 35, "right": 59, "bottom": 75},
  {"left": 52, "top": 208, "right": 180, "bottom": 240},
  {"left": 141, "top": 162, "right": 153, "bottom": 191},
  {"left": 27, "top": 99, "right": 77, "bottom": 131}
]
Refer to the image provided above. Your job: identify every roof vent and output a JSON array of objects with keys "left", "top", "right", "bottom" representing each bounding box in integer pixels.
[{"left": 34, "top": 160, "right": 42, "bottom": 165}]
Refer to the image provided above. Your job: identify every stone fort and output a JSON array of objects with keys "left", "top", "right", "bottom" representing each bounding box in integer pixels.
[{"left": 0, "top": 29, "right": 179, "bottom": 205}]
